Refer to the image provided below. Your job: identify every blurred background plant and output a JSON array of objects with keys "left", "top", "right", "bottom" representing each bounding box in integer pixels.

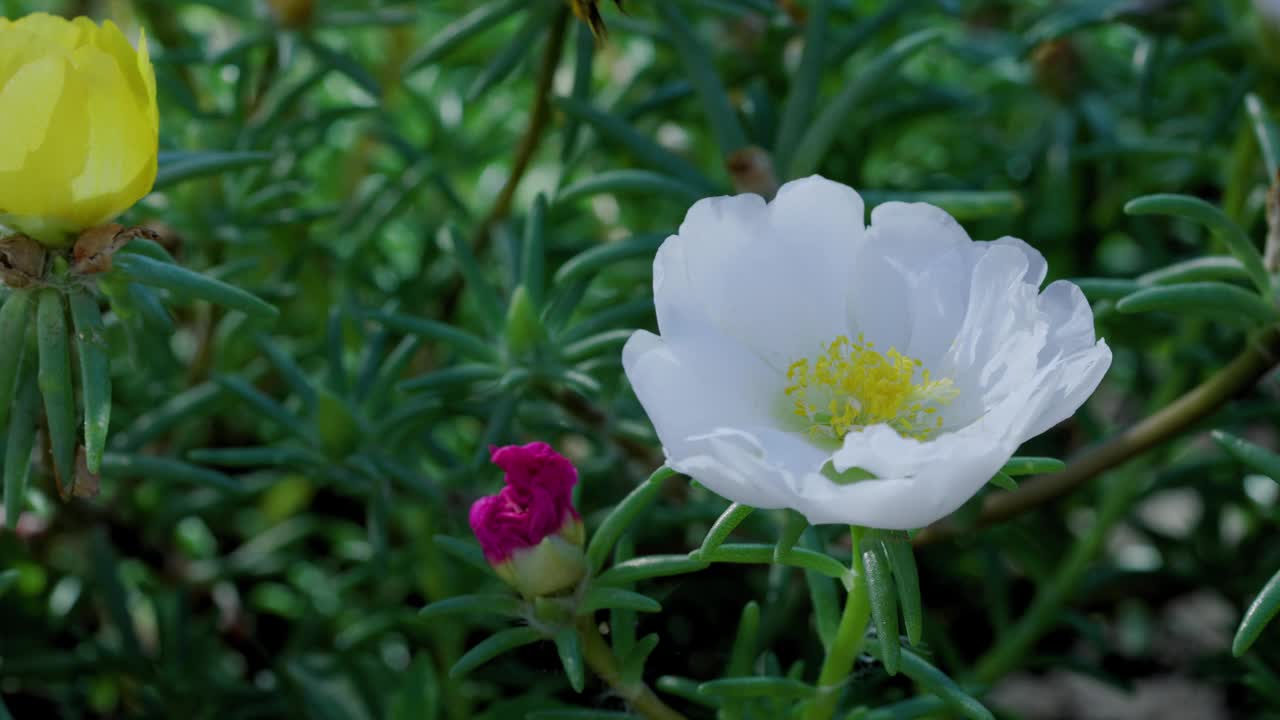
[{"left": 2, "top": 0, "right": 1280, "bottom": 718}]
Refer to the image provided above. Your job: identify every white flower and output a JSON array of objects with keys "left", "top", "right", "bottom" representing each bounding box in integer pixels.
[{"left": 622, "top": 176, "right": 1111, "bottom": 529}]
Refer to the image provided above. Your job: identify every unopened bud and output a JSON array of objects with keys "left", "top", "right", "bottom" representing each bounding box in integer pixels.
[{"left": 469, "top": 443, "right": 586, "bottom": 598}]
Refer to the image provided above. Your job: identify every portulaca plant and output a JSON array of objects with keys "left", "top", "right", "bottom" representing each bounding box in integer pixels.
[{"left": 6, "top": 3, "right": 1280, "bottom": 719}]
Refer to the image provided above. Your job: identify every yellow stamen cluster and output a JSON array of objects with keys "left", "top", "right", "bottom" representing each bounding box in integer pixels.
[{"left": 785, "top": 335, "right": 958, "bottom": 442}]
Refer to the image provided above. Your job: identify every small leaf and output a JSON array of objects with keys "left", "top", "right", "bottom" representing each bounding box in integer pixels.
[
  {"left": 1137, "top": 256, "right": 1251, "bottom": 286},
  {"left": 696, "top": 502, "right": 754, "bottom": 558},
  {"left": 579, "top": 587, "right": 661, "bottom": 615},
  {"left": 881, "top": 536, "right": 923, "bottom": 646},
  {"left": 90, "top": 529, "right": 143, "bottom": 659},
  {"left": 865, "top": 639, "right": 994, "bottom": 720},
  {"left": 1212, "top": 430, "right": 1280, "bottom": 482},
  {"left": 553, "top": 97, "right": 717, "bottom": 191},
  {"left": 100, "top": 453, "right": 244, "bottom": 494},
  {"left": 1124, "top": 194, "right": 1271, "bottom": 295},
  {"left": 113, "top": 253, "right": 278, "bottom": 320},
  {"left": 1235, "top": 567, "right": 1280, "bottom": 656},
  {"left": 524, "top": 707, "right": 634, "bottom": 712},
  {"left": 399, "top": 364, "right": 502, "bottom": 393},
  {"left": 803, "top": 530, "right": 839, "bottom": 651},
  {"left": 254, "top": 333, "right": 318, "bottom": 407},
  {"left": 1245, "top": 93, "right": 1280, "bottom": 181},
  {"left": 445, "top": 228, "right": 505, "bottom": 335},
  {"left": 522, "top": 194, "right": 549, "bottom": 309},
  {"left": 68, "top": 291, "right": 111, "bottom": 474},
  {"left": 697, "top": 677, "right": 815, "bottom": 699},
  {"left": 113, "top": 381, "right": 225, "bottom": 451},
  {"left": 365, "top": 310, "right": 499, "bottom": 362},
  {"left": 0, "top": 290, "right": 32, "bottom": 432},
  {"left": 585, "top": 466, "right": 677, "bottom": 574},
  {"left": 433, "top": 535, "right": 493, "bottom": 575},
  {"left": 555, "top": 171, "right": 704, "bottom": 207},
  {"left": 1116, "top": 282, "right": 1279, "bottom": 325},
  {"left": 619, "top": 634, "right": 659, "bottom": 687},
  {"left": 403, "top": 0, "right": 524, "bottom": 73},
  {"left": 862, "top": 540, "right": 900, "bottom": 675},
  {"left": 154, "top": 150, "right": 273, "bottom": 189},
  {"left": 774, "top": 0, "right": 830, "bottom": 170},
  {"left": 861, "top": 190, "right": 1024, "bottom": 221},
  {"left": 188, "top": 446, "right": 318, "bottom": 468},
  {"left": 554, "top": 628, "right": 586, "bottom": 693},
  {"left": 655, "top": 2, "right": 748, "bottom": 157},
  {"left": 727, "top": 601, "right": 759, "bottom": 677},
  {"left": 656, "top": 676, "right": 720, "bottom": 709},
  {"left": 594, "top": 555, "right": 709, "bottom": 586},
  {"left": 4, "top": 369, "right": 38, "bottom": 529},
  {"left": 774, "top": 509, "right": 808, "bottom": 562},
  {"left": 420, "top": 594, "right": 523, "bottom": 620},
  {"left": 467, "top": 5, "right": 549, "bottom": 101},
  {"left": 702, "top": 543, "right": 849, "bottom": 583},
  {"left": 215, "top": 375, "right": 313, "bottom": 441},
  {"left": 554, "top": 234, "right": 666, "bottom": 286},
  {"left": 988, "top": 472, "right": 1018, "bottom": 491},
  {"left": 1073, "top": 278, "right": 1142, "bottom": 301},
  {"left": 790, "top": 29, "right": 943, "bottom": 178},
  {"left": 36, "top": 290, "right": 76, "bottom": 494},
  {"left": 1000, "top": 456, "right": 1066, "bottom": 476},
  {"left": 450, "top": 626, "right": 544, "bottom": 678},
  {"left": 563, "top": 329, "right": 633, "bottom": 364}
]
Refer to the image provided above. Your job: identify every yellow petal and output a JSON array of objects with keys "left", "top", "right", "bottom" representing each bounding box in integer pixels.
[
  {"left": 67, "top": 44, "right": 156, "bottom": 228},
  {"left": 0, "top": 53, "right": 89, "bottom": 228}
]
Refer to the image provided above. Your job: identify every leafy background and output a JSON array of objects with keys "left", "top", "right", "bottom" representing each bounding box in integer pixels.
[{"left": 2, "top": 0, "right": 1280, "bottom": 718}]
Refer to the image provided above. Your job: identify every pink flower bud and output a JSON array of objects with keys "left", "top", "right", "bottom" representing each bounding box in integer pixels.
[{"left": 469, "top": 443, "right": 586, "bottom": 597}]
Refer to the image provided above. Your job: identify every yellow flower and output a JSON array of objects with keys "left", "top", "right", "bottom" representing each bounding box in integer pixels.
[{"left": 0, "top": 13, "right": 158, "bottom": 247}]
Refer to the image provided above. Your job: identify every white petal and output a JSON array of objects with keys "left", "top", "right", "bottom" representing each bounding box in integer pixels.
[
  {"left": 939, "top": 244, "right": 1047, "bottom": 425},
  {"left": 976, "top": 236, "right": 1048, "bottom": 287},
  {"left": 901, "top": 246, "right": 973, "bottom": 366},
  {"left": 847, "top": 201, "right": 974, "bottom": 350},
  {"left": 623, "top": 330, "right": 779, "bottom": 451},
  {"left": 657, "top": 177, "right": 865, "bottom": 370},
  {"left": 816, "top": 424, "right": 1013, "bottom": 528},
  {"left": 671, "top": 427, "right": 826, "bottom": 511},
  {"left": 1020, "top": 339, "right": 1112, "bottom": 438}
]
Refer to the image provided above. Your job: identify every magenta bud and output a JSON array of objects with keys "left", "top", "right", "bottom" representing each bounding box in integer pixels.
[{"left": 469, "top": 442, "right": 586, "bottom": 598}]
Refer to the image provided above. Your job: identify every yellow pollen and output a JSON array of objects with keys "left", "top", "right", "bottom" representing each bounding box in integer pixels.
[{"left": 784, "top": 334, "right": 958, "bottom": 442}]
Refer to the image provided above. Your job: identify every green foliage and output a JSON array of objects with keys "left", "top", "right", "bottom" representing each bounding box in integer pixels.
[{"left": 3, "top": 1, "right": 1280, "bottom": 719}]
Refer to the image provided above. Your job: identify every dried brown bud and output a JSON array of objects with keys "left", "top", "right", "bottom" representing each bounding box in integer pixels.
[
  {"left": 0, "top": 234, "right": 47, "bottom": 287},
  {"left": 71, "top": 224, "right": 160, "bottom": 276},
  {"left": 1031, "top": 39, "right": 1082, "bottom": 102},
  {"left": 727, "top": 146, "right": 780, "bottom": 199},
  {"left": 268, "top": 0, "right": 315, "bottom": 29}
]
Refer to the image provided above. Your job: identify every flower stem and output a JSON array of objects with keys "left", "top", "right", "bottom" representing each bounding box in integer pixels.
[
  {"left": 915, "top": 326, "right": 1280, "bottom": 545},
  {"left": 805, "top": 527, "right": 872, "bottom": 720},
  {"left": 576, "top": 617, "right": 687, "bottom": 720}
]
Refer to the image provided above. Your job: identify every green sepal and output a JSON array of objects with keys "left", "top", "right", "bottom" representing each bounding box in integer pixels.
[
  {"left": 0, "top": 290, "right": 32, "bottom": 432},
  {"left": 68, "top": 291, "right": 111, "bottom": 474},
  {"left": 36, "top": 290, "right": 76, "bottom": 493},
  {"left": 554, "top": 627, "right": 585, "bottom": 693},
  {"left": 861, "top": 539, "right": 900, "bottom": 675}
]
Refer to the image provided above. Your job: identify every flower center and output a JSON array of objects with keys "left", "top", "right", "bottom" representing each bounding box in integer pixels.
[{"left": 784, "top": 334, "right": 958, "bottom": 442}]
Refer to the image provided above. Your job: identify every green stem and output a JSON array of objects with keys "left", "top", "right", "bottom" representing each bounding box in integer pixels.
[
  {"left": 806, "top": 527, "right": 872, "bottom": 720},
  {"left": 577, "top": 618, "right": 687, "bottom": 720},
  {"left": 972, "top": 475, "right": 1141, "bottom": 683}
]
